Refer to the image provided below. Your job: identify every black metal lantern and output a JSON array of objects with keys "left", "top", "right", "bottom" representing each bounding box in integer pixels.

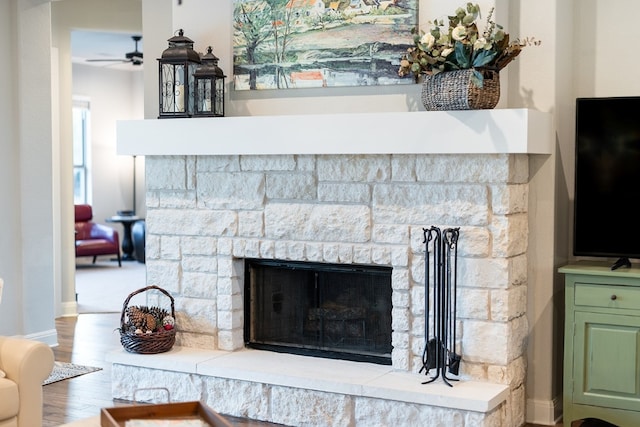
[
  {"left": 193, "top": 46, "right": 226, "bottom": 117},
  {"left": 158, "top": 29, "right": 201, "bottom": 118}
]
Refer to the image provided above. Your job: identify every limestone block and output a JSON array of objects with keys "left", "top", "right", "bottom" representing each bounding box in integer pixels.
[
  {"left": 391, "top": 154, "right": 416, "bottom": 182},
  {"left": 508, "top": 154, "right": 529, "bottom": 184},
  {"left": 373, "top": 223, "right": 409, "bottom": 244},
  {"left": 490, "top": 285, "right": 527, "bottom": 321},
  {"left": 392, "top": 288, "right": 410, "bottom": 308},
  {"left": 238, "top": 210, "right": 264, "bottom": 238},
  {"left": 176, "top": 331, "right": 216, "bottom": 349},
  {"left": 266, "top": 172, "right": 316, "bottom": 200},
  {"left": 460, "top": 257, "right": 509, "bottom": 289},
  {"left": 240, "top": 154, "right": 296, "bottom": 171},
  {"left": 111, "top": 366, "right": 204, "bottom": 402},
  {"left": 203, "top": 377, "right": 271, "bottom": 421},
  {"left": 392, "top": 307, "right": 410, "bottom": 332},
  {"left": 392, "top": 330, "right": 410, "bottom": 350},
  {"left": 146, "top": 234, "right": 160, "bottom": 260},
  {"left": 181, "top": 271, "right": 217, "bottom": 299},
  {"left": 456, "top": 227, "right": 491, "bottom": 258},
  {"left": 259, "top": 240, "right": 275, "bottom": 258},
  {"left": 145, "top": 260, "right": 180, "bottom": 293},
  {"left": 490, "top": 213, "right": 528, "bottom": 257},
  {"left": 355, "top": 397, "right": 469, "bottom": 426},
  {"left": 390, "top": 246, "right": 409, "bottom": 267},
  {"left": 217, "top": 308, "right": 243, "bottom": 330},
  {"left": 146, "top": 156, "right": 191, "bottom": 190},
  {"left": 195, "top": 155, "right": 240, "bottom": 172},
  {"left": 175, "top": 297, "right": 217, "bottom": 333},
  {"left": 410, "top": 285, "right": 425, "bottom": 315},
  {"left": 216, "top": 257, "right": 235, "bottom": 278},
  {"left": 304, "top": 242, "right": 323, "bottom": 262},
  {"left": 242, "top": 239, "right": 261, "bottom": 258},
  {"left": 417, "top": 154, "right": 513, "bottom": 183},
  {"left": 217, "top": 293, "right": 242, "bottom": 312},
  {"left": 197, "top": 172, "right": 264, "bottom": 209},
  {"left": 492, "top": 183, "right": 528, "bottom": 215},
  {"left": 507, "top": 315, "right": 528, "bottom": 362},
  {"left": 148, "top": 209, "right": 236, "bottom": 236},
  {"left": 317, "top": 154, "right": 390, "bottom": 182},
  {"left": 352, "top": 245, "right": 372, "bottom": 264},
  {"left": 265, "top": 203, "right": 371, "bottom": 242},
  {"left": 286, "top": 241, "right": 305, "bottom": 260},
  {"left": 149, "top": 190, "right": 197, "bottom": 209},
  {"left": 463, "top": 320, "right": 508, "bottom": 365},
  {"left": 337, "top": 244, "right": 354, "bottom": 263},
  {"left": 371, "top": 245, "right": 391, "bottom": 265},
  {"left": 216, "top": 238, "right": 233, "bottom": 256},
  {"left": 318, "top": 182, "right": 371, "bottom": 203},
  {"left": 458, "top": 288, "right": 490, "bottom": 320},
  {"left": 295, "top": 155, "right": 315, "bottom": 171},
  {"left": 373, "top": 183, "right": 489, "bottom": 226},
  {"left": 271, "top": 387, "right": 354, "bottom": 426},
  {"left": 181, "top": 235, "right": 218, "bottom": 256},
  {"left": 182, "top": 255, "right": 218, "bottom": 273},
  {"left": 217, "top": 329, "right": 243, "bottom": 350},
  {"left": 487, "top": 355, "right": 527, "bottom": 386}
]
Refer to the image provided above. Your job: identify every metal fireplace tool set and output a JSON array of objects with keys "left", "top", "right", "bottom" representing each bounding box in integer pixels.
[{"left": 420, "top": 226, "right": 461, "bottom": 387}]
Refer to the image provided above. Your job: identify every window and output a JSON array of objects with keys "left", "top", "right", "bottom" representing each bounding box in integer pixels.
[{"left": 73, "top": 99, "right": 91, "bottom": 204}]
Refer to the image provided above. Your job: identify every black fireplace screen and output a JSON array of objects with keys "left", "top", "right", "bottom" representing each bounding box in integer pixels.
[{"left": 244, "top": 259, "right": 392, "bottom": 365}]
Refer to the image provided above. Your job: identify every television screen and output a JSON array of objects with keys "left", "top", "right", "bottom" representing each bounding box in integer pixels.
[{"left": 574, "top": 96, "right": 640, "bottom": 269}]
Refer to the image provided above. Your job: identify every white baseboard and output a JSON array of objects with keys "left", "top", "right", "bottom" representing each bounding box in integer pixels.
[
  {"left": 526, "top": 396, "right": 563, "bottom": 425},
  {"left": 24, "top": 328, "right": 59, "bottom": 347}
]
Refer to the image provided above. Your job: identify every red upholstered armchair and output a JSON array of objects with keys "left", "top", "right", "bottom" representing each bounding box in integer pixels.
[{"left": 74, "top": 204, "right": 121, "bottom": 267}]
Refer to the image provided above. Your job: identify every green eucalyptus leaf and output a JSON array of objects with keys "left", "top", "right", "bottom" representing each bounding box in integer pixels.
[
  {"left": 472, "top": 50, "right": 498, "bottom": 68},
  {"left": 454, "top": 42, "right": 472, "bottom": 69},
  {"left": 471, "top": 69, "right": 484, "bottom": 88}
]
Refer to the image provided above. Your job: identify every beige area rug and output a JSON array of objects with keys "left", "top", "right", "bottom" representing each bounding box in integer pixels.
[
  {"left": 43, "top": 361, "right": 102, "bottom": 385},
  {"left": 75, "top": 258, "right": 147, "bottom": 314}
]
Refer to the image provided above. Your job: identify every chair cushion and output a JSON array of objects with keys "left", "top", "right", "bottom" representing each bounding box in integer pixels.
[
  {"left": 76, "top": 239, "right": 118, "bottom": 256},
  {"left": 74, "top": 204, "right": 93, "bottom": 222},
  {"left": 0, "top": 378, "right": 18, "bottom": 420}
]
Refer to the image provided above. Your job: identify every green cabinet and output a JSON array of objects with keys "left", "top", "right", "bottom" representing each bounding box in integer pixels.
[{"left": 560, "top": 263, "right": 640, "bottom": 426}]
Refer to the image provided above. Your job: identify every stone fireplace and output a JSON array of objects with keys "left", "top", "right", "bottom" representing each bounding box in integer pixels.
[{"left": 109, "top": 109, "right": 552, "bottom": 426}]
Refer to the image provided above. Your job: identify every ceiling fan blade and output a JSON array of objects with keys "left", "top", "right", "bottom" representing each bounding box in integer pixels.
[
  {"left": 84, "top": 35, "right": 143, "bottom": 66},
  {"left": 87, "top": 58, "right": 130, "bottom": 63}
]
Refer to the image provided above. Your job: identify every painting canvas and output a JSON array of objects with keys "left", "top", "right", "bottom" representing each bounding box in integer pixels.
[{"left": 233, "top": 0, "right": 418, "bottom": 90}]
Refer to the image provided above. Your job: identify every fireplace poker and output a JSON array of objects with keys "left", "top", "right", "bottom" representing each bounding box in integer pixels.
[{"left": 420, "top": 226, "right": 461, "bottom": 387}]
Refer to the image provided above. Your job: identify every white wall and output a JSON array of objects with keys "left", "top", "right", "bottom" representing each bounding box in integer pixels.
[
  {"left": 72, "top": 63, "right": 145, "bottom": 226},
  {"left": 0, "top": 0, "right": 57, "bottom": 343}
]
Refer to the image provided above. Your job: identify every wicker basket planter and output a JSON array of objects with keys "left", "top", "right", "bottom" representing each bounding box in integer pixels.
[
  {"left": 421, "top": 69, "right": 500, "bottom": 111},
  {"left": 119, "top": 285, "right": 176, "bottom": 354}
]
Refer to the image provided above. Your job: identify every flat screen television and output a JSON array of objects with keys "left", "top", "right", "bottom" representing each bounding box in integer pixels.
[{"left": 574, "top": 96, "right": 640, "bottom": 270}]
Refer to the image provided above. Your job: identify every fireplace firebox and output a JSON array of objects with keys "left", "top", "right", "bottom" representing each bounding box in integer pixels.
[{"left": 244, "top": 259, "right": 392, "bottom": 365}]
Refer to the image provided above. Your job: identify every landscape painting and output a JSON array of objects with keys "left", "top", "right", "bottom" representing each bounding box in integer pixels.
[{"left": 233, "top": 0, "right": 418, "bottom": 90}]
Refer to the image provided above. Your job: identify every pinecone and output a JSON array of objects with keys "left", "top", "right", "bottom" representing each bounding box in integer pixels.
[
  {"left": 126, "top": 306, "right": 146, "bottom": 329},
  {"left": 145, "top": 313, "right": 157, "bottom": 332}
]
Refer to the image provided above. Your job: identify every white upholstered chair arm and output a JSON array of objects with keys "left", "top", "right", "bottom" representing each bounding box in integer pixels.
[{"left": 0, "top": 337, "right": 54, "bottom": 427}]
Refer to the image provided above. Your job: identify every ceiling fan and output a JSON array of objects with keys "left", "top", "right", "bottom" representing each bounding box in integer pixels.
[{"left": 87, "top": 35, "right": 143, "bottom": 66}]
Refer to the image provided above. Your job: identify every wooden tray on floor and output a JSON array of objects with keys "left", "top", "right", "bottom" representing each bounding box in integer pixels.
[{"left": 100, "top": 401, "right": 233, "bottom": 427}]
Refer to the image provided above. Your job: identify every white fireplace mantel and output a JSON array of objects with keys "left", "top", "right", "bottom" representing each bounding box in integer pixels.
[{"left": 116, "top": 109, "right": 552, "bottom": 156}]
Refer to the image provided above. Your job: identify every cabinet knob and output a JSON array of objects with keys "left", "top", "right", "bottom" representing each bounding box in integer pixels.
[{"left": 611, "top": 294, "right": 617, "bottom": 301}]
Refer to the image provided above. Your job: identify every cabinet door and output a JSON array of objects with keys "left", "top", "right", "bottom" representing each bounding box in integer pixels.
[{"left": 574, "top": 311, "right": 640, "bottom": 411}]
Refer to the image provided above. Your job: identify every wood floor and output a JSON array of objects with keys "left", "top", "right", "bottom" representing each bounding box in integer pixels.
[
  {"left": 43, "top": 313, "right": 284, "bottom": 426},
  {"left": 44, "top": 312, "right": 563, "bottom": 427}
]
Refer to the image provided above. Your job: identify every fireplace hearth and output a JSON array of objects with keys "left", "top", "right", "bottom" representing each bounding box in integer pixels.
[{"left": 244, "top": 259, "right": 392, "bottom": 365}]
